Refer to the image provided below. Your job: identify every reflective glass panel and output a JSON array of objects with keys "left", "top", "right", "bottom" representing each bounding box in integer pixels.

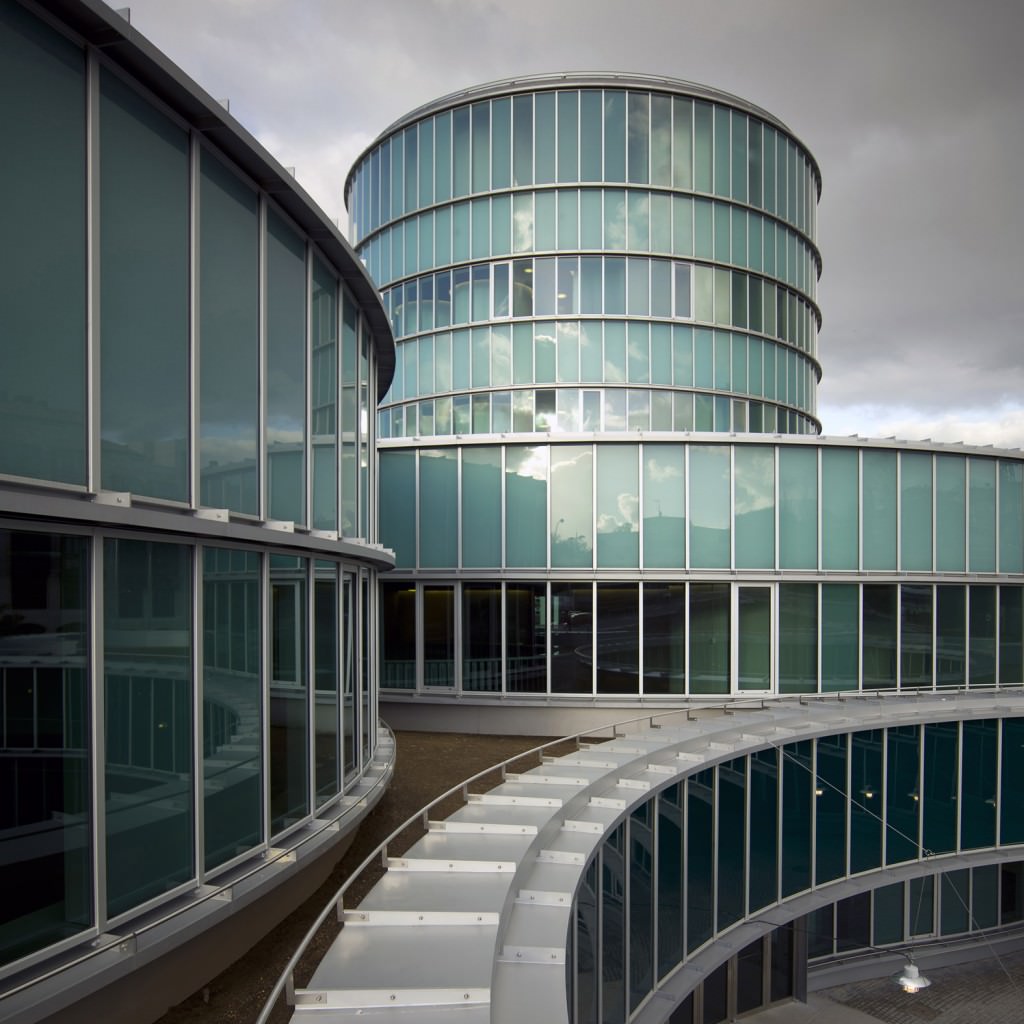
[
  {"left": 863, "top": 584, "right": 897, "bottom": 690},
  {"left": 815, "top": 736, "right": 847, "bottom": 883},
  {"left": 717, "top": 759, "right": 746, "bottom": 929},
  {"left": 104, "top": 539, "right": 193, "bottom": 917},
  {"left": 821, "top": 584, "right": 858, "bottom": 692},
  {"left": 781, "top": 741, "right": 812, "bottom": 896},
  {"left": 203, "top": 547, "right": 261, "bottom": 867},
  {"left": 0, "top": 531, "right": 89, "bottom": 963},
  {"left": 689, "top": 583, "right": 729, "bottom": 693},
  {"left": 901, "top": 452, "right": 932, "bottom": 570},
  {"left": 850, "top": 730, "right": 883, "bottom": 873},
  {"left": 779, "top": 447, "right": 817, "bottom": 569},
  {"left": 822, "top": 448, "right": 858, "bottom": 569},
  {"left": 969, "top": 458, "right": 996, "bottom": 572},
  {"left": 734, "top": 446, "right": 775, "bottom": 568},
  {"left": 686, "top": 769, "right": 714, "bottom": 952},
  {"left": 507, "top": 584, "right": 547, "bottom": 693},
  {"left": 779, "top": 583, "right": 817, "bottom": 693},
  {"left": 463, "top": 584, "right": 502, "bottom": 692},
  {"left": 99, "top": 68, "right": 189, "bottom": 500},
  {"left": 551, "top": 446, "right": 593, "bottom": 568},
  {"left": 936, "top": 455, "right": 966, "bottom": 572},
  {"left": 552, "top": 583, "right": 592, "bottom": 694},
  {"left": 863, "top": 450, "right": 897, "bottom": 569},
  {"left": 960, "top": 719, "right": 997, "bottom": 849},
  {"left": 922, "top": 721, "right": 958, "bottom": 855},
  {"left": 596, "top": 584, "right": 638, "bottom": 694},
  {"left": 419, "top": 449, "right": 458, "bottom": 568},
  {"left": 597, "top": 445, "right": 638, "bottom": 567},
  {"left": 313, "top": 561, "right": 339, "bottom": 806},
  {"left": 644, "top": 444, "right": 685, "bottom": 568},
  {"left": 885, "top": 726, "right": 920, "bottom": 865},
  {"left": 689, "top": 446, "right": 730, "bottom": 568}
]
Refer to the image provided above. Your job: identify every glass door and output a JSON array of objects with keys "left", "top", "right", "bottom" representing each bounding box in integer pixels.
[{"left": 734, "top": 585, "right": 773, "bottom": 692}]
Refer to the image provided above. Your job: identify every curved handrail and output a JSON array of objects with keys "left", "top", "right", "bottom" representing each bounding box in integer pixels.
[{"left": 0, "top": 723, "right": 396, "bottom": 1008}]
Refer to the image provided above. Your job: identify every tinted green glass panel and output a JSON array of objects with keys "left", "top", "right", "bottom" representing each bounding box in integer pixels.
[
  {"left": 689, "top": 583, "right": 729, "bottom": 693},
  {"left": 734, "top": 446, "right": 774, "bottom": 568},
  {"left": 452, "top": 105, "right": 470, "bottom": 196},
  {"left": 99, "top": 69, "right": 189, "bottom": 500},
  {"left": 379, "top": 451, "right": 416, "bottom": 568},
  {"left": 716, "top": 759, "right": 745, "bottom": 930},
  {"left": 850, "top": 730, "right": 883, "bottom": 873},
  {"left": 821, "top": 448, "right": 858, "bottom": 568},
  {"left": 873, "top": 883, "right": 904, "bottom": 946},
  {"left": 462, "top": 447, "right": 501, "bottom": 567},
  {"left": 779, "top": 447, "right": 817, "bottom": 569},
  {"left": 643, "top": 583, "right": 685, "bottom": 695},
  {"left": 900, "top": 452, "right": 932, "bottom": 570},
  {"left": 199, "top": 149, "right": 259, "bottom": 513},
  {"left": 1000, "top": 587, "right": 1023, "bottom": 684},
  {"left": 922, "top": 721, "right": 957, "bottom": 855},
  {"left": 940, "top": 871, "right": 968, "bottom": 935},
  {"left": 269, "top": 555, "right": 309, "bottom": 833},
  {"left": 419, "top": 449, "right": 457, "bottom": 568},
  {"left": 815, "top": 736, "right": 847, "bottom": 883},
  {"left": 423, "top": 585, "right": 454, "bottom": 687},
  {"left": 1001, "top": 718, "right": 1024, "bottom": 844},
  {"left": 580, "top": 91, "right": 602, "bottom": 180},
  {"left": 534, "top": 92, "right": 555, "bottom": 184},
  {"left": 686, "top": 770, "right": 714, "bottom": 952},
  {"left": 656, "top": 786, "right": 683, "bottom": 978},
  {"left": 901, "top": 584, "right": 932, "bottom": 688},
  {"left": 596, "top": 584, "right": 638, "bottom": 694},
  {"left": 936, "top": 585, "right": 966, "bottom": 687},
  {"left": 936, "top": 455, "right": 966, "bottom": 571},
  {"left": 596, "top": 445, "right": 638, "bottom": 567},
  {"left": 506, "top": 446, "right": 547, "bottom": 566},
  {"left": 779, "top": 584, "right": 817, "bottom": 694},
  {"left": 969, "top": 458, "right": 996, "bottom": 571},
  {"left": 313, "top": 563, "right": 339, "bottom": 805},
  {"left": 737, "top": 587, "right": 771, "bottom": 690},
  {"left": 747, "top": 749, "right": 778, "bottom": 911},
  {"left": 961, "top": 719, "right": 997, "bottom": 849},
  {"left": 689, "top": 446, "right": 730, "bottom": 568},
  {"left": 643, "top": 445, "right": 685, "bottom": 568},
  {"left": 551, "top": 581, "right": 592, "bottom": 693},
  {"left": 781, "top": 741, "right": 812, "bottom": 896},
  {"left": 863, "top": 450, "right": 897, "bottom": 569},
  {"left": 603, "top": 90, "right": 626, "bottom": 182},
  {"left": 203, "top": 547, "right": 261, "bottom": 866},
  {"left": 973, "top": 864, "right": 999, "bottom": 929},
  {"left": 0, "top": 530, "right": 90, "bottom": 963},
  {"left": 1000, "top": 461, "right": 1024, "bottom": 572},
  {"left": 628, "top": 803, "right": 653, "bottom": 1011},
  {"left": 310, "top": 256, "right": 336, "bottom": 530},
  {"left": 506, "top": 583, "right": 546, "bottom": 694},
  {"left": 462, "top": 584, "right": 502, "bottom": 692},
  {"left": 885, "top": 726, "right": 920, "bottom": 865},
  {"left": 863, "top": 585, "right": 897, "bottom": 690},
  {"left": 821, "top": 584, "right": 858, "bottom": 692},
  {"left": 551, "top": 446, "right": 593, "bottom": 568},
  {"left": 0, "top": 4, "right": 86, "bottom": 484},
  {"left": 969, "top": 585, "right": 996, "bottom": 685},
  {"left": 713, "top": 106, "right": 730, "bottom": 196},
  {"left": 601, "top": 825, "right": 626, "bottom": 1021},
  {"left": 105, "top": 539, "right": 193, "bottom": 916},
  {"left": 627, "top": 92, "right": 649, "bottom": 184}
]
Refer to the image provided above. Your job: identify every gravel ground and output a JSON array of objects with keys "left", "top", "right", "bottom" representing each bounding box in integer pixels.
[{"left": 156, "top": 731, "right": 552, "bottom": 1024}]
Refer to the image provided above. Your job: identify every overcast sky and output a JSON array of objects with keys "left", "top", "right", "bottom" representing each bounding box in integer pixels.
[{"left": 120, "top": 0, "right": 1024, "bottom": 448}]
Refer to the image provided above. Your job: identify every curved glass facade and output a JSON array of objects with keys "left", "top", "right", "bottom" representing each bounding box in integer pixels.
[
  {"left": 0, "top": 0, "right": 393, "bottom": 989},
  {"left": 355, "top": 78, "right": 1024, "bottom": 706},
  {"left": 347, "top": 78, "right": 822, "bottom": 440},
  {"left": 570, "top": 715, "right": 1024, "bottom": 1020}
]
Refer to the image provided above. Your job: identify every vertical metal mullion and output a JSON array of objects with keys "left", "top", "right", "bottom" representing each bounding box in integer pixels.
[
  {"left": 260, "top": 550, "right": 271, "bottom": 847},
  {"left": 956, "top": 720, "right": 965, "bottom": 853},
  {"left": 306, "top": 557, "right": 315, "bottom": 821},
  {"left": 810, "top": 741, "right": 818, "bottom": 887},
  {"left": 258, "top": 195, "right": 267, "bottom": 521},
  {"left": 304, "top": 244, "right": 314, "bottom": 532},
  {"left": 91, "top": 536, "right": 107, "bottom": 930},
  {"left": 193, "top": 545, "right": 205, "bottom": 881},
  {"left": 86, "top": 50, "right": 100, "bottom": 493},
  {"left": 190, "top": 133, "right": 201, "bottom": 508}
]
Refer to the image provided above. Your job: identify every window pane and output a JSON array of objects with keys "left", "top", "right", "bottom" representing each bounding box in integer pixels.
[
  {"left": 901, "top": 452, "right": 932, "bottom": 570},
  {"left": 507, "top": 583, "right": 547, "bottom": 693},
  {"left": 100, "top": 68, "right": 189, "bottom": 500},
  {"left": 923, "top": 721, "right": 958, "bottom": 855},
  {"left": 0, "top": 5, "right": 86, "bottom": 484},
  {"left": 850, "top": 730, "right": 883, "bottom": 873},
  {"left": 380, "top": 582, "right": 415, "bottom": 689},
  {"left": 557, "top": 90, "right": 578, "bottom": 183},
  {"left": 936, "top": 455, "right": 966, "bottom": 572},
  {"left": 552, "top": 582, "right": 592, "bottom": 693},
  {"left": 969, "top": 584, "right": 996, "bottom": 685},
  {"left": 686, "top": 770, "right": 714, "bottom": 951},
  {"left": 999, "top": 586, "right": 1023, "bottom": 684},
  {"left": 689, "top": 583, "right": 729, "bottom": 693},
  {"left": 423, "top": 585, "right": 455, "bottom": 687},
  {"left": 463, "top": 584, "right": 502, "bottom": 692},
  {"left": 689, "top": 446, "right": 730, "bottom": 568},
  {"left": 462, "top": 447, "right": 502, "bottom": 567},
  {"left": 781, "top": 741, "right": 812, "bottom": 896},
  {"left": 597, "top": 445, "right": 638, "bottom": 567},
  {"left": 105, "top": 539, "right": 193, "bottom": 916},
  {"left": 379, "top": 450, "right": 416, "bottom": 568},
  {"left": 780, "top": 583, "right": 817, "bottom": 693},
  {"left": 885, "top": 726, "right": 920, "bottom": 865},
  {"left": 863, "top": 584, "right": 897, "bottom": 690},
  {"left": 309, "top": 256, "right": 335, "bottom": 529},
  {"left": 551, "top": 445, "right": 593, "bottom": 568},
  {"left": 596, "top": 584, "right": 639, "bottom": 694},
  {"left": 1000, "top": 461, "right": 1024, "bottom": 572},
  {"left": 936, "top": 584, "right": 966, "bottom": 687},
  {"left": 863, "top": 450, "right": 897, "bottom": 569},
  {"left": 506, "top": 446, "right": 547, "bottom": 566},
  {"left": 734, "top": 446, "right": 775, "bottom": 568},
  {"left": 313, "top": 563, "right": 339, "bottom": 805},
  {"left": 604, "top": 90, "right": 626, "bottom": 182},
  {"left": 643, "top": 445, "right": 685, "bottom": 568},
  {"left": 969, "top": 458, "right": 996, "bottom": 571},
  {"left": 717, "top": 759, "right": 746, "bottom": 929},
  {"left": 901, "top": 584, "right": 933, "bottom": 688},
  {"left": 961, "top": 719, "right": 997, "bottom": 849},
  {"left": 419, "top": 449, "right": 458, "bottom": 568},
  {"left": 199, "top": 149, "right": 259, "bottom": 514},
  {"left": 822, "top": 448, "right": 858, "bottom": 569},
  {"left": 815, "top": 736, "right": 847, "bottom": 883},
  {"left": 821, "top": 584, "right": 858, "bottom": 692},
  {"left": 779, "top": 447, "right": 817, "bottom": 569},
  {"left": 0, "top": 530, "right": 90, "bottom": 962}
]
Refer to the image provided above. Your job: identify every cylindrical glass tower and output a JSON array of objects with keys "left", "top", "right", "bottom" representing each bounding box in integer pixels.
[
  {"left": 348, "top": 75, "right": 1024, "bottom": 714},
  {"left": 347, "top": 74, "right": 822, "bottom": 441}
]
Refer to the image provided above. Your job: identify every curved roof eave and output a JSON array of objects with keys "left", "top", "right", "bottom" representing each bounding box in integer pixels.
[
  {"left": 34, "top": 0, "right": 395, "bottom": 397},
  {"left": 344, "top": 71, "right": 822, "bottom": 206}
]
